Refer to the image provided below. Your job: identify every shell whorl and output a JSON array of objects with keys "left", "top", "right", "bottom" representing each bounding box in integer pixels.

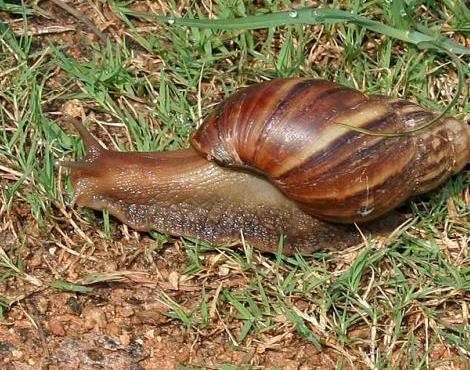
[{"left": 191, "top": 78, "right": 470, "bottom": 223}]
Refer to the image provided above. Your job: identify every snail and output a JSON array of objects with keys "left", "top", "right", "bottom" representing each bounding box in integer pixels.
[{"left": 61, "top": 78, "right": 470, "bottom": 255}]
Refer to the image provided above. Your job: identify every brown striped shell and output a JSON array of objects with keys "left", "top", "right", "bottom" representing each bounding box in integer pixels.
[{"left": 191, "top": 78, "right": 470, "bottom": 223}]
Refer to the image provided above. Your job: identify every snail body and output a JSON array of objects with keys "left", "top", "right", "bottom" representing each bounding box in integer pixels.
[{"left": 63, "top": 78, "right": 470, "bottom": 254}]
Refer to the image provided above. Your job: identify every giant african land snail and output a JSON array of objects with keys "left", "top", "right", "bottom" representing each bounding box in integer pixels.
[{"left": 61, "top": 78, "right": 470, "bottom": 254}]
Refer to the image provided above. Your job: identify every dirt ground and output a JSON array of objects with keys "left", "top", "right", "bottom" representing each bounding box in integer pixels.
[
  {"left": 0, "top": 201, "right": 350, "bottom": 369},
  {"left": 0, "top": 286, "right": 342, "bottom": 369}
]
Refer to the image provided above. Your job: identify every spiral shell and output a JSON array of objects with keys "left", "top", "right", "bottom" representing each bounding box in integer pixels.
[{"left": 192, "top": 78, "right": 470, "bottom": 223}]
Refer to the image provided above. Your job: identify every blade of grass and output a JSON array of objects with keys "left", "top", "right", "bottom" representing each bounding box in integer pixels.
[{"left": 116, "top": 7, "right": 470, "bottom": 55}]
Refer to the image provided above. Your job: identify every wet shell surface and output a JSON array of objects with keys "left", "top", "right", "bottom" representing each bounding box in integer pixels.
[{"left": 192, "top": 78, "right": 470, "bottom": 222}]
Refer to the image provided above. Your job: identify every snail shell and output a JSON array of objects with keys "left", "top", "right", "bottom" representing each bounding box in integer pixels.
[{"left": 192, "top": 78, "right": 469, "bottom": 222}]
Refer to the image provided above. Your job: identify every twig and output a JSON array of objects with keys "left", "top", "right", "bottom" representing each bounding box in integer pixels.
[
  {"left": 23, "top": 300, "right": 51, "bottom": 366},
  {"left": 49, "top": 0, "right": 109, "bottom": 45}
]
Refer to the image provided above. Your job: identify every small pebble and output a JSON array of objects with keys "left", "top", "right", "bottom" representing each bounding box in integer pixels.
[
  {"left": 120, "top": 333, "right": 131, "bottom": 346},
  {"left": 168, "top": 271, "right": 179, "bottom": 290},
  {"left": 48, "top": 320, "right": 66, "bottom": 336},
  {"left": 11, "top": 350, "right": 23, "bottom": 359},
  {"left": 105, "top": 323, "right": 122, "bottom": 336},
  {"left": 67, "top": 296, "right": 83, "bottom": 315},
  {"left": 117, "top": 306, "right": 134, "bottom": 318},
  {"left": 36, "top": 297, "right": 49, "bottom": 315},
  {"left": 83, "top": 307, "right": 107, "bottom": 329}
]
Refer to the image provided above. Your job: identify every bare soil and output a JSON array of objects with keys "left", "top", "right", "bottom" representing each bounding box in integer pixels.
[{"left": 0, "top": 203, "right": 347, "bottom": 369}]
